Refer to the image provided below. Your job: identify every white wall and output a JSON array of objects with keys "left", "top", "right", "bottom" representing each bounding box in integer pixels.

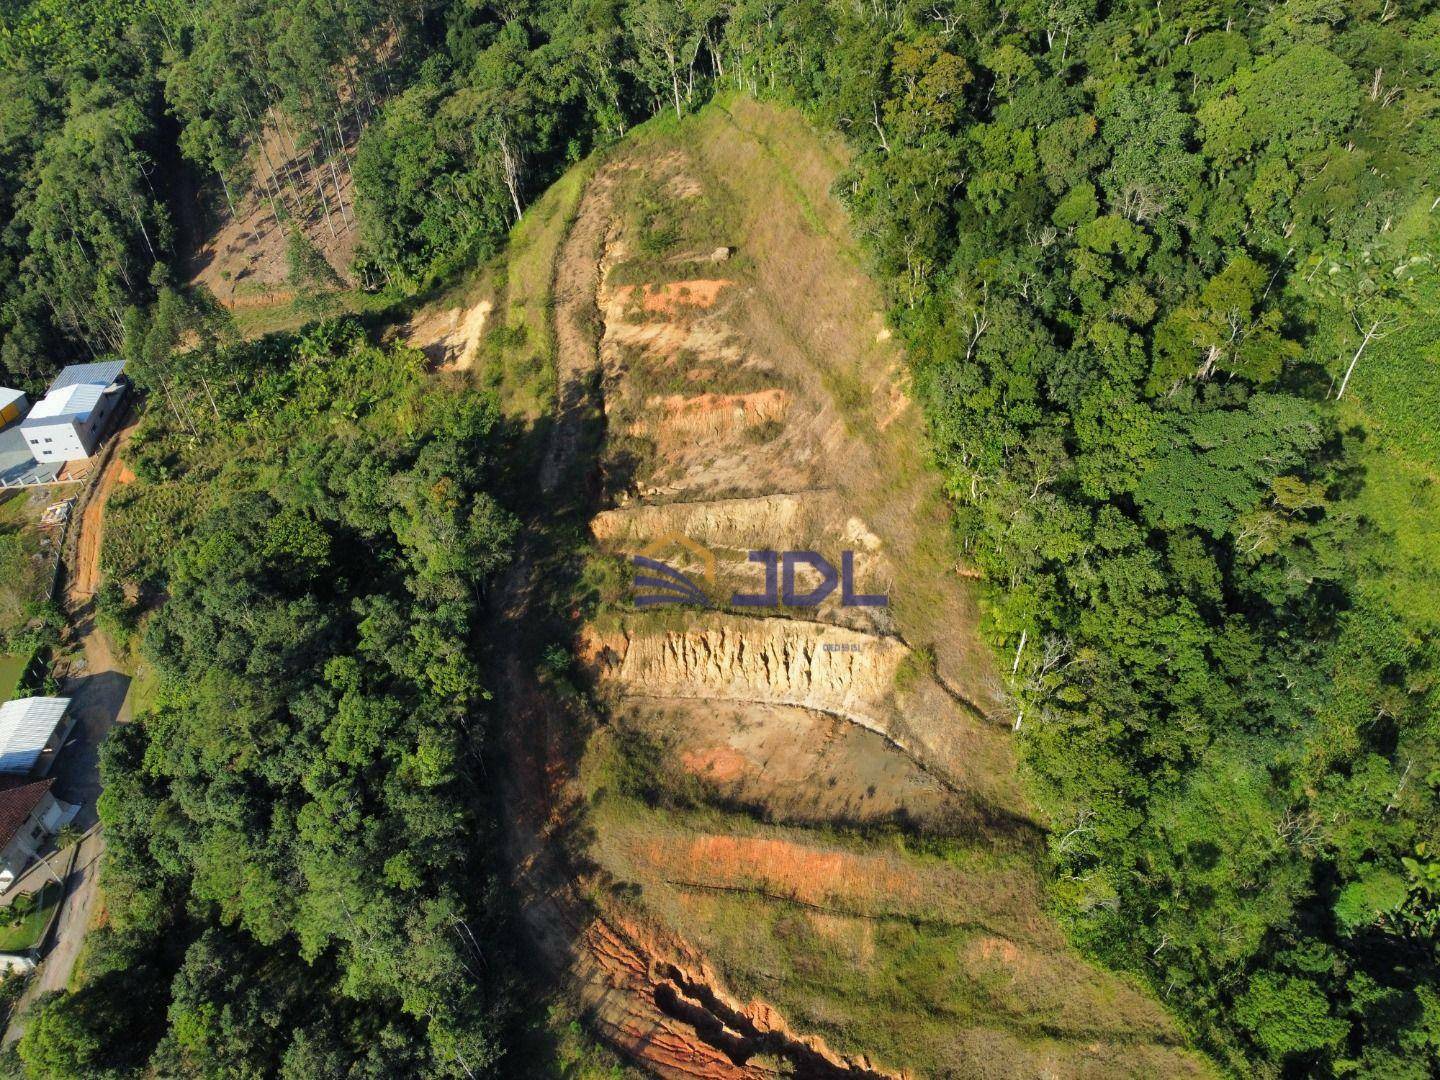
[{"left": 24, "top": 421, "right": 89, "bottom": 463}]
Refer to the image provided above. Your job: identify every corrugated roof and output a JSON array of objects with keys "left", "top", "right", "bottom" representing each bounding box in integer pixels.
[
  {"left": 0, "top": 698, "right": 70, "bottom": 774},
  {"left": 49, "top": 360, "right": 125, "bottom": 392},
  {"left": 0, "top": 778, "right": 53, "bottom": 848},
  {"left": 23, "top": 383, "right": 103, "bottom": 423}
]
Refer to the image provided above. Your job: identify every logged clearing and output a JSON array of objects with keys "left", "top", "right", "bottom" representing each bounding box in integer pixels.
[
  {"left": 498, "top": 99, "right": 1211, "bottom": 1078},
  {"left": 178, "top": 122, "right": 388, "bottom": 340},
  {"left": 185, "top": 125, "right": 358, "bottom": 304}
]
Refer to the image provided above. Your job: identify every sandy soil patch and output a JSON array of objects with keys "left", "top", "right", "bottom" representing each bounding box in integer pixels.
[
  {"left": 680, "top": 745, "right": 748, "bottom": 784},
  {"left": 405, "top": 296, "right": 493, "bottom": 370},
  {"left": 616, "top": 279, "right": 732, "bottom": 314},
  {"left": 616, "top": 697, "right": 961, "bottom": 829},
  {"left": 630, "top": 388, "right": 789, "bottom": 441}
]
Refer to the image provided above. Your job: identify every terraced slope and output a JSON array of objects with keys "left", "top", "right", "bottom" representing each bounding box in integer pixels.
[{"left": 501, "top": 99, "right": 1212, "bottom": 1079}]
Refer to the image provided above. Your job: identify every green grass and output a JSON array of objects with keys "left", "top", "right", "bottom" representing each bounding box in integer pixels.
[
  {"left": 484, "top": 155, "right": 600, "bottom": 421},
  {"left": 126, "top": 654, "right": 162, "bottom": 717},
  {"left": 0, "top": 493, "right": 47, "bottom": 637},
  {"left": 0, "top": 652, "right": 31, "bottom": 701},
  {"left": 537, "top": 1005, "right": 647, "bottom": 1079},
  {"left": 583, "top": 790, "right": 1171, "bottom": 1076},
  {"left": 0, "top": 882, "right": 60, "bottom": 953},
  {"left": 711, "top": 96, "right": 836, "bottom": 242},
  {"left": 0, "top": 495, "right": 33, "bottom": 530},
  {"left": 229, "top": 289, "right": 389, "bottom": 339},
  {"left": 1340, "top": 316, "right": 1440, "bottom": 627}
]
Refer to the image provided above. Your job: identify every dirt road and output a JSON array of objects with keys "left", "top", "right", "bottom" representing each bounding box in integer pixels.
[
  {"left": 3, "top": 827, "right": 104, "bottom": 1044},
  {"left": 4, "top": 427, "right": 135, "bottom": 1045},
  {"left": 67, "top": 423, "right": 135, "bottom": 604}
]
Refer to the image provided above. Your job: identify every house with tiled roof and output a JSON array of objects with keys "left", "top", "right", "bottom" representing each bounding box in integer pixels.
[{"left": 0, "top": 778, "right": 76, "bottom": 891}]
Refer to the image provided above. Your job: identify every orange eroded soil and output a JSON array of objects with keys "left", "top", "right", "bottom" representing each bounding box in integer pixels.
[
  {"left": 616, "top": 278, "right": 733, "bottom": 313},
  {"left": 680, "top": 746, "right": 748, "bottom": 783},
  {"left": 629, "top": 389, "right": 790, "bottom": 442},
  {"left": 69, "top": 417, "right": 137, "bottom": 605}
]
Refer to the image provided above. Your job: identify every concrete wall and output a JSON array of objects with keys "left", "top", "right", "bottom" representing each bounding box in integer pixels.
[
  {"left": 31, "top": 711, "right": 76, "bottom": 779},
  {"left": 24, "top": 421, "right": 88, "bottom": 464}
]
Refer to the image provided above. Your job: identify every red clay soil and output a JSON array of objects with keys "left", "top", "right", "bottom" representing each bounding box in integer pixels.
[
  {"left": 496, "top": 159, "right": 902, "bottom": 1078},
  {"left": 616, "top": 279, "right": 733, "bottom": 314},
  {"left": 68, "top": 419, "right": 137, "bottom": 606}
]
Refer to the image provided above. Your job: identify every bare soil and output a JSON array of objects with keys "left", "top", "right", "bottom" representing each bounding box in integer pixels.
[
  {"left": 404, "top": 296, "right": 493, "bottom": 371},
  {"left": 610, "top": 698, "right": 961, "bottom": 830},
  {"left": 68, "top": 416, "right": 138, "bottom": 605},
  {"left": 615, "top": 279, "right": 733, "bottom": 314},
  {"left": 185, "top": 124, "right": 358, "bottom": 308}
]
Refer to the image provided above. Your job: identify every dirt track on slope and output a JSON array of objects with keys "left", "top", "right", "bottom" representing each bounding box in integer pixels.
[{"left": 68, "top": 419, "right": 136, "bottom": 606}]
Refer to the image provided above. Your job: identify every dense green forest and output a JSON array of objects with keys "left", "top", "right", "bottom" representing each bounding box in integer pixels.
[
  {"left": 19, "top": 321, "right": 521, "bottom": 1077},
  {"left": 0, "top": 0, "right": 1435, "bottom": 1076}
]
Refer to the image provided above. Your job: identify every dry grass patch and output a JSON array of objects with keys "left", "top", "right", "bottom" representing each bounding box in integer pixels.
[{"left": 585, "top": 797, "right": 1200, "bottom": 1079}]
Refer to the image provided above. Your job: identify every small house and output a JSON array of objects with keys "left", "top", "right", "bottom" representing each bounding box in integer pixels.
[
  {"left": 22, "top": 360, "right": 126, "bottom": 465},
  {"left": 0, "top": 697, "right": 76, "bottom": 777},
  {"left": 0, "top": 778, "right": 76, "bottom": 892}
]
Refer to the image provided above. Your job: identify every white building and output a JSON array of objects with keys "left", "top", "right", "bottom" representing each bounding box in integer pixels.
[
  {"left": 0, "top": 697, "right": 76, "bottom": 777},
  {"left": 22, "top": 360, "right": 126, "bottom": 465}
]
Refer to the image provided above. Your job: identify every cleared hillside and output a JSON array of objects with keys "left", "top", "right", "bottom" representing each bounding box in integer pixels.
[{"left": 483, "top": 97, "right": 1213, "bottom": 1079}]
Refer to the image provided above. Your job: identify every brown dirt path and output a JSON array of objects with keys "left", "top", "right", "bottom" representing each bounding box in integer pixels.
[
  {"left": 67, "top": 417, "right": 137, "bottom": 606},
  {"left": 538, "top": 164, "right": 621, "bottom": 494}
]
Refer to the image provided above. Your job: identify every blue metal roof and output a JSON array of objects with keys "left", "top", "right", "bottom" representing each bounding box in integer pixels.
[{"left": 48, "top": 360, "right": 125, "bottom": 392}]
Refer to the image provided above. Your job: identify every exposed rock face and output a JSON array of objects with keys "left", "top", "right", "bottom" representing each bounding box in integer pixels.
[
  {"left": 630, "top": 389, "right": 792, "bottom": 441},
  {"left": 585, "top": 616, "right": 905, "bottom": 733},
  {"left": 594, "top": 492, "right": 839, "bottom": 550}
]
